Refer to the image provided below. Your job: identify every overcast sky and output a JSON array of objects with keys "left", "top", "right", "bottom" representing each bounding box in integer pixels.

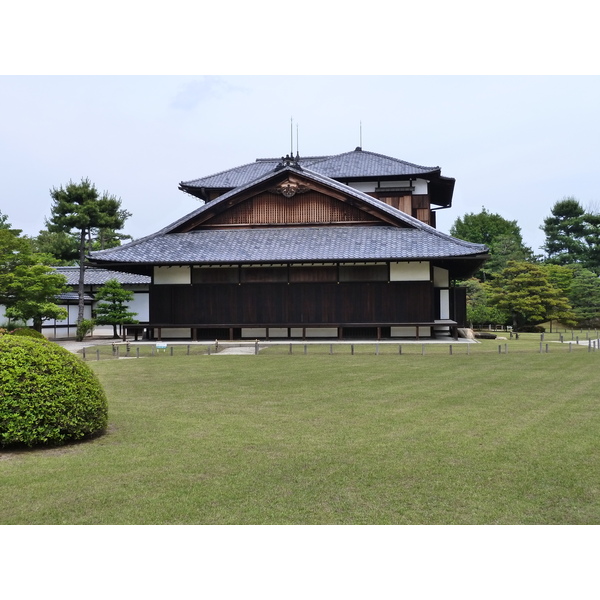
[{"left": 2, "top": 75, "right": 599, "bottom": 254}]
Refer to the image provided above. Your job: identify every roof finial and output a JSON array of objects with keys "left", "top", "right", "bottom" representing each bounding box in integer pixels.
[
  {"left": 359, "top": 120, "right": 362, "bottom": 150},
  {"left": 290, "top": 117, "right": 294, "bottom": 157}
]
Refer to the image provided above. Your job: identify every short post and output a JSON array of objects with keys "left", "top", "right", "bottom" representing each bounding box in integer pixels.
[
  {"left": 398, "top": 345, "right": 402, "bottom": 355},
  {"left": 215, "top": 339, "right": 219, "bottom": 353},
  {"left": 498, "top": 345, "right": 502, "bottom": 354},
  {"left": 207, "top": 346, "right": 210, "bottom": 355},
  {"left": 546, "top": 343, "right": 549, "bottom": 353},
  {"left": 304, "top": 344, "right": 307, "bottom": 355},
  {"left": 539, "top": 342, "right": 543, "bottom": 353},
  {"left": 255, "top": 340, "right": 259, "bottom": 355},
  {"left": 289, "top": 343, "right": 293, "bottom": 355},
  {"left": 82, "top": 347, "right": 86, "bottom": 360},
  {"left": 116, "top": 346, "right": 120, "bottom": 358},
  {"left": 505, "top": 344, "right": 508, "bottom": 354},
  {"left": 329, "top": 344, "right": 333, "bottom": 355},
  {"left": 375, "top": 343, "right": 379, "bottom": 356},
  {"left": 96, "top": 349, "right": 100, "bottom": 361},
  {"left": 136, "top": 347, "right": 140, "bottom": 358},
  {"left": 187, "top": 345, "right": 190, "bottom": 355},
  {"left": 421, "top": 344, "right": 425, "bottom": 356},
  {"left": 351, "top": 344, "right": 354, "bottom": 355},
  {"left": 467, "top": 343, "right": 470, "bottom": 355},
  {"left": 569, "top": 342, "right": 572, "bottom": 353},
  {"left": 576, "top": 336, "right": 579, "bottom": 345},
  {"left": 126, "top": 342, "right": 130, "bottom": 356},
  {"left": 170, "top": 346, "right": 174, "bottom": 356},
  {"left": 449, "top": 345, "right": 453, "bottom": 355}
]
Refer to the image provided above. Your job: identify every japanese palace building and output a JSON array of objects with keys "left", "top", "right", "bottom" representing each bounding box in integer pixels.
[{"left": 88, "top": 148, "right": 488, "bottom": 340}]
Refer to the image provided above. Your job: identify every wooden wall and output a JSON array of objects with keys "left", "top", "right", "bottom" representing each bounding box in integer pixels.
[
  {"left": 203, "top": 191, "right": 380, "bottom": 227},
  {"left": 150, "top": 281, "right": 434, "bottom": 326}
]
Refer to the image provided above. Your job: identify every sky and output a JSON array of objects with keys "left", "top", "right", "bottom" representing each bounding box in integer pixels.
[{"left": 2, "top": 75, "right": 599, "bottom": 255}]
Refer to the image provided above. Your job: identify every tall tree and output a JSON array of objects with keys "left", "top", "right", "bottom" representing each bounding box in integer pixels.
[
  {"left": 459, "top": 278, "right": 508, "bottom": 328},
  {"left": 46, "top": 178, "right": 131, "bottom": 324},
  {"left": 0, "top": 228, "right": 68, "bottom": 331},
  {"left": 93, "top": 278, "right": 138, "bottom": 338},
  {"left": 30, "top": 229, "right": 79, "bottom": 265},
  {"left": 489, "top": 261, "right": 576, "bottom": 330},
  {"left": 541, "top": 197, "right": 589, "bottom": 266},
  {"left": 568, "top": 266, "right": 600, "bottom": 326},
  {"left": 450, "top": 208, "right": 533, "bottom": 279},
  {"left": 0, "top": 210, "right": 12, "bottom": 230}
]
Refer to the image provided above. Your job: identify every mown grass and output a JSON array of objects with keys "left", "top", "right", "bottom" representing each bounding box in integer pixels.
[{"left": 1, "top": 344, "right": 599, "bottom": 524}]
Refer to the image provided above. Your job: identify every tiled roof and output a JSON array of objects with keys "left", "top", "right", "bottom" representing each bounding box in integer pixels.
[
  {"left": 90, "top": 226, "right": 486, "bottom": 265},
  {"left": 54, "top": 267, "right": 151, "bottom": 286},
  {"left": 90, "top": 164, "right": 485, "bottom": 268},
  {"left": 168, "top": 165, "right": 437, "bottom": 236},
  {"left": 180, "top": 149, "right": 440, "bottom": 191},
  {"left": 56, "top": 292, "right": 94, "bottom": 302}
]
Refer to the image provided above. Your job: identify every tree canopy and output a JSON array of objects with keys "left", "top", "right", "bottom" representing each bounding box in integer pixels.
[
  {"left": 489, "top": 261, "right": 576, "bottom": 330},
  {"left": 450, "top": 207, "right": 534, "bottom": 279},
  {"left": 94, "top": 278, "right": 138, "bottom": 338},
  {"left": 0, "top": 227, "right": 68, "bottom": 331},
  {"left": 541, "top": 197, "right": 600, "bottom": 272},
  {"left": 46, "top": 178, "right": 131, "bottom": 324}
]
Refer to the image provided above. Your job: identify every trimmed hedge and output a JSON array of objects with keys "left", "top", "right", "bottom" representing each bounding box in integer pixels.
[
  {"left": 8, "top": 328, "right": 45, "bottom": 339},
  {"left": 0, "top": 336, "right": 108, "bottom": 447}
]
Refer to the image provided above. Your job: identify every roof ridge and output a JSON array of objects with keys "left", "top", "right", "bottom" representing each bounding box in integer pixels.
[{"left": 180, "top": 160, "right": 260, "bottom": 186}]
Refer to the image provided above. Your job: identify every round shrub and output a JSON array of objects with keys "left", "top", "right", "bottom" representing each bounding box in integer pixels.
[
  {"left": 9, "top": 327, "right": 45, "bottom": 339},
  {"left": 0, "top": 336, "right": 108, "bottom": 447}
]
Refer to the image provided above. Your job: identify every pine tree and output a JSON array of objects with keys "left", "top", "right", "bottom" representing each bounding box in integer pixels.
[
  {"left": 94, "top": 278, "right": 138, "bottom": 338},
  {"left": 47, "top": 178, "right": 131, "bottom": 325}
]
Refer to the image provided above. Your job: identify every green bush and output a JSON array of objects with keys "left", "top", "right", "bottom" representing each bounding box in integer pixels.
[
  {"left": 9, "top": 327, "right": 45, "bottom": 339},
  {"left": 516, "top": 325, "right": 546, "bottom": 333},
  {"left": 76, "top": 319, "right": 95, "bottom": 342},
  {"left": 0, "top": 336, "right": 108, "bottom": 447}
]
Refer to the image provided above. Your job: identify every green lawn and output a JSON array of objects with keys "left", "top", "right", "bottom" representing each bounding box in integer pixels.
[{"left": 1, "top": 343, "right": 600, "bottom": 524}]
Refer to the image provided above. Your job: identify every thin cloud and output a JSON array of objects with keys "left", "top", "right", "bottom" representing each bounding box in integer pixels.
[{"left": 170, "top": 77, "right": 244, "bottom": 110}]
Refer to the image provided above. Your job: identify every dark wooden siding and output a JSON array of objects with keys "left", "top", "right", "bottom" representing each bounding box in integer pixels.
[
  {"left": 203, "top": 191, "right": 380, "bottom": 227},
  {"left": 150, "top": 281, "right": 434, "bottom": 325}
]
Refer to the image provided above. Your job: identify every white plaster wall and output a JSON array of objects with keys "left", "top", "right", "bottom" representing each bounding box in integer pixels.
[
  {"left": 158, "top": 328, "right": 191, "bottom": 338},
  {"left": 390, "top": 262, "right": 430, "bottom": 281},
  {"left": 413, "top": 179, "right": 428, "bottom": 194},
  {"left": 242, "top": 328, "right": 267, "bottom": 338},
  {"left": 378, "top": 180, "right": 412, "bottom": 189},
  {"left": 347, "top": 182, "right": 376, "bottom": 193},
  {"left": 128, "top": 292, "right": 149, "bottom": 321},
  {"left": 439, "top": 290, "right": 450, "bottom": 320},
  {"left": 154, "top": 266, "right": 191, "bottom": 285},
  {"left": 391, "top": 326, "right": 431, "bottom": 337},
  {"left": 290, "top": 328, "right": 338, "bottom": 338},
  {"left": 433, "top": 267, "right": 449, "bottom": 287}
]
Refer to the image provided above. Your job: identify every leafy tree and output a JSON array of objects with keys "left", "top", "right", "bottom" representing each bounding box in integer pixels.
[
  {"left": 0, "top": 228, "right": 68, "bottom": 332},
  {"left": 2, "top": 264, "right": 68, "bottom": 332},
  {"left": 489, "top": 261, "right": 576, "bottom": 330},
  {"left": 541, "top": 263, "right": 575, "bottom": 296},
  {"left": 450, "top": 208, "right": 533, "bottom": 279},
  {"left": 30, "top": 229, "right": 79, "bottom": 265},
  {"left": 46, "top": 178, "right": 131, "bottom": 325},
  {"left": 0, "top": 210, "right": 12, "bottom": 230},
  {"left": 459, "top": 278, "right": 508, "bottom": 328},
  {"left": 568, "top": 266, "right": 600, "bottom": 326},
  {"left": 94, "top": 278, "right": 138, "bottom": 338},
  {"left": 583, "top": 211, "right": 600, "bottom": 273},
  {"left": 451, "top": 207, "right": 524, "bottom": 246}
]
